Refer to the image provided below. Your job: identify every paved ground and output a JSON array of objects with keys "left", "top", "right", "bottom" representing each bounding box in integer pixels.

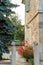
[
  {"left": 1, "top": 46, "right": 30, "bottom": 65},
  {"left": 1, "top": 51, "right": 29, "bottom": 65},
  {"left": 16, "top": 52, "right": 30, "bottom": 65}
]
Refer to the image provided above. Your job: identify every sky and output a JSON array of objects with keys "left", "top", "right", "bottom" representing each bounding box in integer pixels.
[{"left": 11, "top": 0, "right": 25, "bottom": 25}]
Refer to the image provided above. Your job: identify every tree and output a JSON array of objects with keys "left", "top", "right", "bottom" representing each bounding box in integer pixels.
[
  {"left": 15, "top": 25, "right": 24, "bottom": 41},
  {"left": 11, "top": 16, "right": 24, "bottom": 42},
  {"left": 0, "top": 0, "right": 19, "bottom": 59}
]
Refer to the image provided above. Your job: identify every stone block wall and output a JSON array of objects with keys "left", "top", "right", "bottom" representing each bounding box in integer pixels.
[
  {"left": 25, "top": 0, "right": 39, "bottom": 44},
  {"left": 25, "top": 0, "right": 38, "bottom": 25},
  {"left": 25, "top": 0, "right": 43, "bottom": 45}
]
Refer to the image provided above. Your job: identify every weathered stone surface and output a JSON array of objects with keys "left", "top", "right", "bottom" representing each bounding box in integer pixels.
[
  {"left": 39, "top": 14, "right": 43, "bottom": 23},
  {"left": 25, "top": 0, "right": 38, "bottom": 24},
  {"left": 39, "top": 0, "right": 43, "bottom": 11},
  {"left": 33, "top": 42, "right": 40, "bottom": 65},
  {"left": 25, "top": 0, "right": 43, "bottom": 65},
  {"left": 25, "top": 0, "right": 39, "bottom": 44}
]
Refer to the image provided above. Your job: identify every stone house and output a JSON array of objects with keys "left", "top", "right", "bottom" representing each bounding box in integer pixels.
[
  {"left": 23, "top": 0, "right": 43, "bottom": 64},
  {"left": 23, "top": 0, "right": 43, "bottom": 46}
]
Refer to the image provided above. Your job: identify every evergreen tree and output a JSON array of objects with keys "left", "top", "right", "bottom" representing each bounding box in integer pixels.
[{"left": 0, "top": 0, "right": 19, "bottom": 59}]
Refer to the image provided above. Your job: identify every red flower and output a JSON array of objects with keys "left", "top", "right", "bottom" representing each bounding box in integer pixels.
[
  {"left": 18, "top": 46, "right": 24, "bottom": 55},
  {"left": 17, "top": 40, "right": 34, "bottom": 59}
]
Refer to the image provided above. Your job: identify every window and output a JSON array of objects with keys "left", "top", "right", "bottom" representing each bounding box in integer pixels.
[{"left": 25, "top": 0, "right": 30, "bottom": 12}]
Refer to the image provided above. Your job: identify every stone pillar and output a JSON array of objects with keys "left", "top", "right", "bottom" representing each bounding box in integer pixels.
[
  {"left": 11, "top": 41, "right": 16, "bottom": 65},
  {"left": 33, "top": 41, "right": 40, "bottom": 65},
  {"left": 39, "top": 0, "right": 43, "bottom": 63}
]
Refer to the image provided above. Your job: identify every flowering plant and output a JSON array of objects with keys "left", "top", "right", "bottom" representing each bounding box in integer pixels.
[{"left": 18, "top": 40, "right": 34, "bottom": 61}]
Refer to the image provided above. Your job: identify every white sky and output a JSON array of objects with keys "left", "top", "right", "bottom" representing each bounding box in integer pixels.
[{"left": 11, "top": 0, "right": 25, "bottom": 25}]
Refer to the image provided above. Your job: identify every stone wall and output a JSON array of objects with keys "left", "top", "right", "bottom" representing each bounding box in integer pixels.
[
  {"left": 25, "top": 0, "right": 39, "bottom": 44},
  {"left": 25, "top": 0, "right": 43, "bottom": 44},
  {"left": 25, "top": 0, "right": 43, "bottom": 65},
  {"left": 25, "top": 14, "right": 39, "bottom": 45},
  {"left": 25, "top": 0, "right": 38, "bottom": 25}
]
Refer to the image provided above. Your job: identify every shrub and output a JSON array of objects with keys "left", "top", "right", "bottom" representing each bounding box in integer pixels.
[{"left": 18, "top": 40, "right": 34, "bottom": 61}]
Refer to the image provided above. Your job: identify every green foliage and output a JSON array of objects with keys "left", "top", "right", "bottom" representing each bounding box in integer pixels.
[
  {"left": 11, "top": 16, "right": 24, "bottom": 42},
  {"left": 15, "top": 40, "right": 21, "bottom": 46},
  {"left": 0, "top": 0, "right": 19, "bottom": 18},
  {"left": 15, "top": 26, "right": 24, "bottom": 41},
  {"left": 0, "top": 0, "right": 19, "bottom": 59}
]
